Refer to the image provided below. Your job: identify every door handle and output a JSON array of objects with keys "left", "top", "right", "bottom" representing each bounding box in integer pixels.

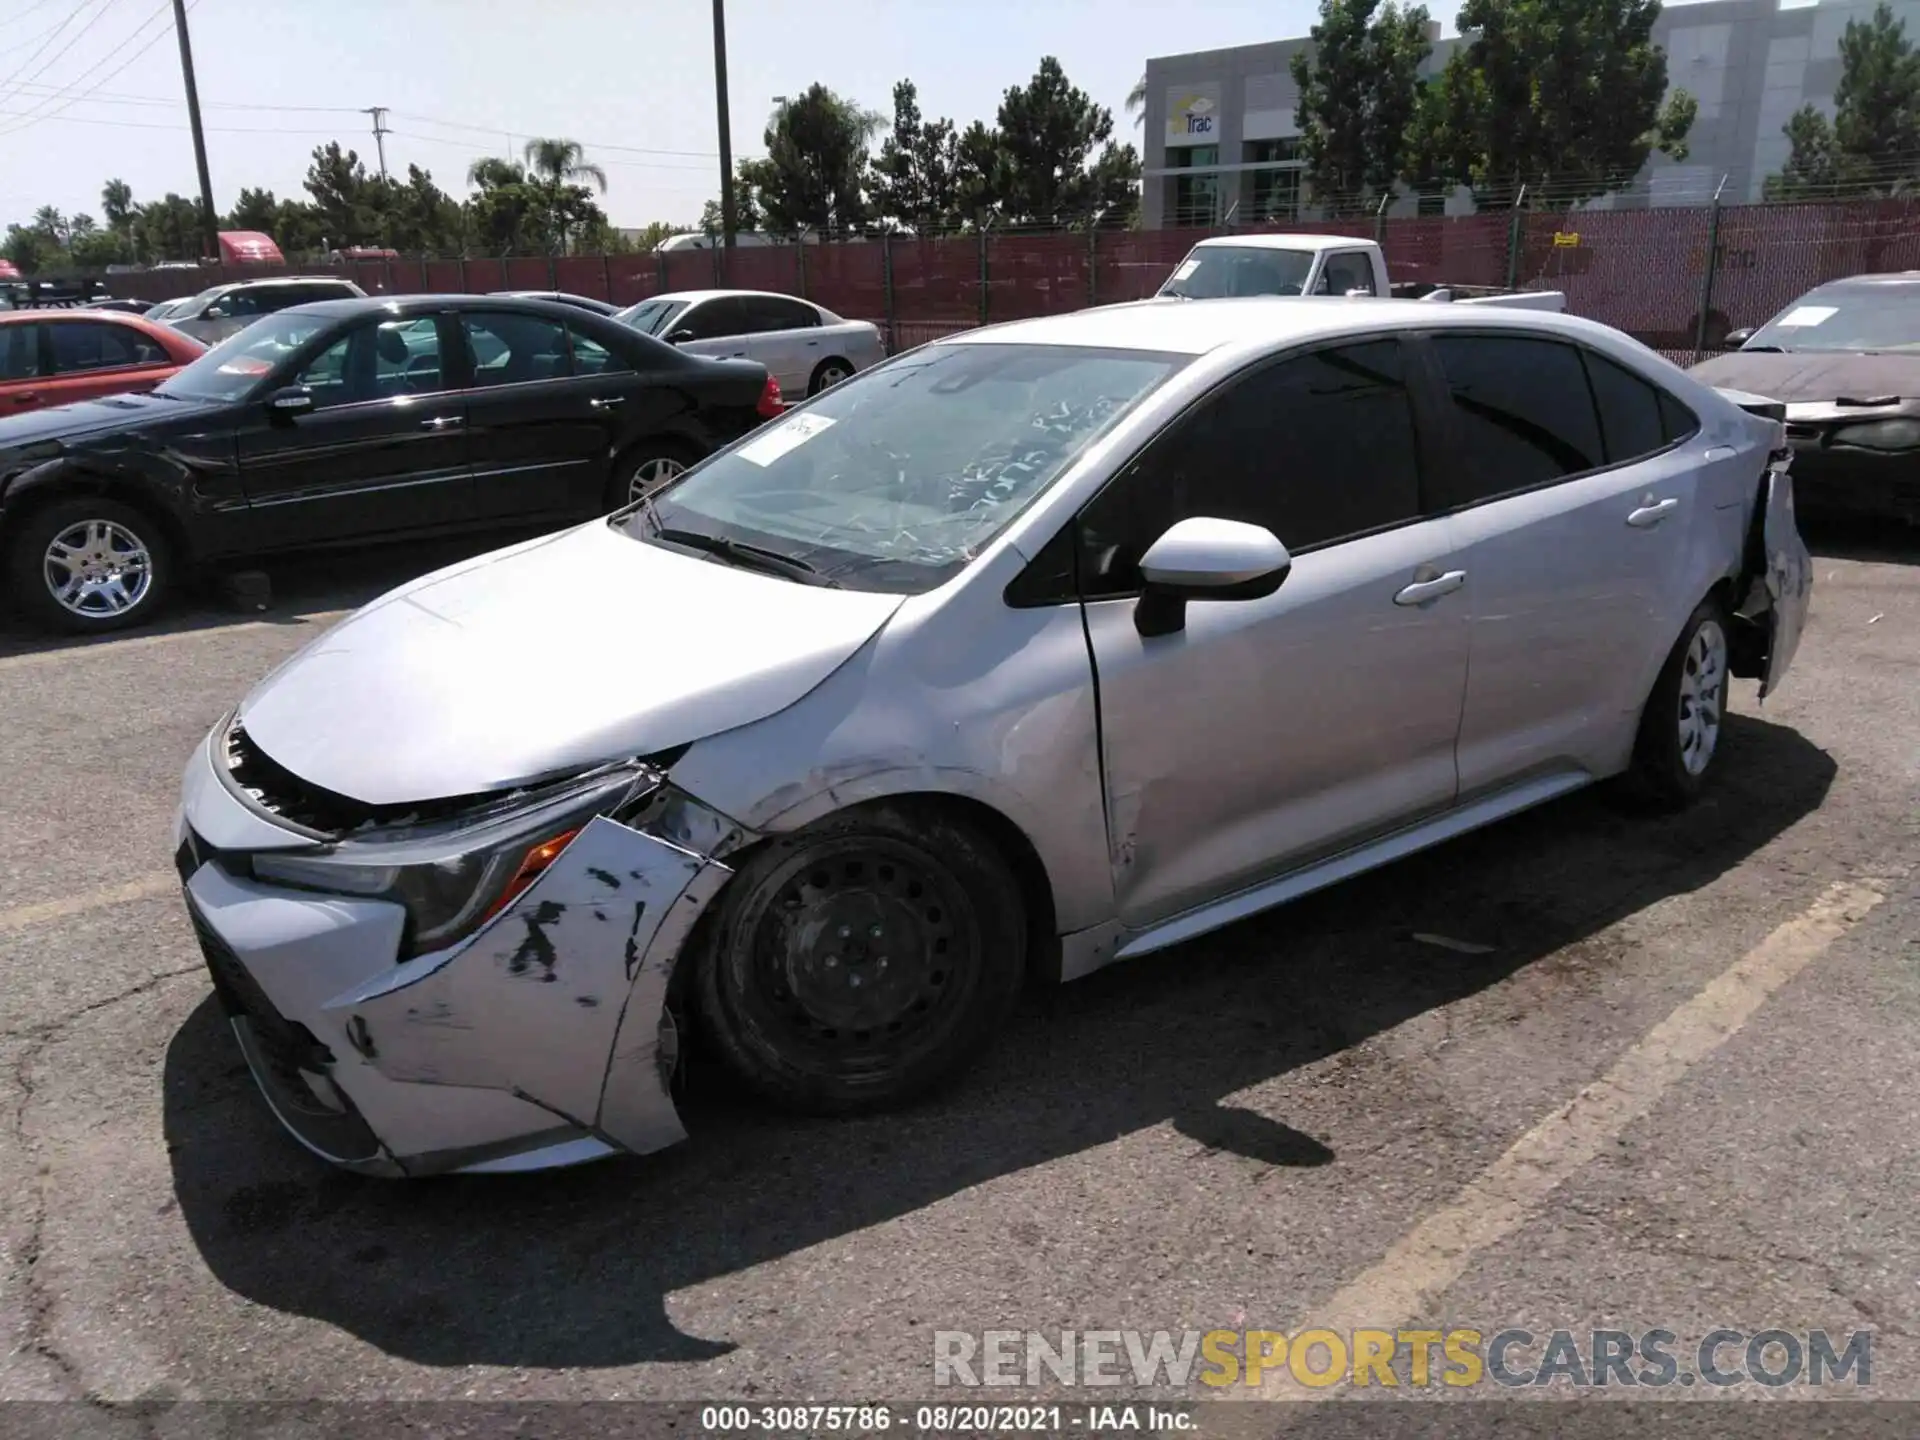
[
  {"left": 589, "top": 395, "right": 626, "bottom": 410},
  {"left": 1626, "top": 497, "right": 1680, "bottom": 527},
  {"left": 421, "top": 415, "right": 463, "bottom": 430},
  {"left": 1394, "top": 569, "right": 1467, "bottom": 606}
]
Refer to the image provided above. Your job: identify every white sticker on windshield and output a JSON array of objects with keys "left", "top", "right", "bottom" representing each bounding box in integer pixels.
[
  {"left": 735, "top": 411, "right": 836, "bottom": 467},
  {"left": 1171, "top": 258, "right": 1200, "bottom": 281},
  {"left": 1776, "top": 305, "right": 1837, "bottom": 327}
]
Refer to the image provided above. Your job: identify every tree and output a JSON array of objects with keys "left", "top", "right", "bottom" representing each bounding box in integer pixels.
[
  {"left": 31, "top": 206, "right": 70, "bottom": 248},
  {"left": 953, "top": 120, "right": 1009, "bottom": 227},
  {"left": 303, "top": 142, "right": 385, "bottom": 247},
  {"left": 1289, "top": 0, "right": 1433, "bottom": 212},
  {"left": 3, "top": 225, "right": 52, "bottom": 274},
  {"left": 131, "top": 194, "right": 207, "bottom": 262},
  {"left": 741, "top": 85, "right": 880, "bottom": 235},
  {"left": 70, "top": 216, "right": 128, "bottom": 270},
  {"left": 994, "top": 57, "right": 1115, "bottom": 224},
  {"left": 1125, "top": 74, "right": 1147, "bottom": 129},
  {"left": 1085, "top": 141, "right": 1143, "bottom": 227},
  {"left": 629, "top": 220, "right": 693, "bottom": 252},
  {"left": 868, "top": 80, "right": 963, "bottom": 233},
  {"left": 387, "top": 165, "right": 463, "bottom": 254},
  {"left": 521, "top": 138, "right": 609, "bottom": 253},
  {"left": 699, "top": 164, "right": 764, "bottom": 235},
  {"left": 465, "top": 156, "right": 540, "bottom": 254},
  {"left": 1410, "top": 0, "right": 1695, "bottom": 204},
  {"left": 1771, "top": 4, "right": 1920, "bottom": 197},
  {"left": 101, "top": 179, "right": 134, "bottom": 235},
  {"left": 227, "top": 187, "right": 280, "bottom": 234}
]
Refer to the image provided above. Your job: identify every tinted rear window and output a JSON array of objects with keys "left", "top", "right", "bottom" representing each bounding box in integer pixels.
[{"left": 1430, "top": 334, "right": 1604, "bottom": 506}]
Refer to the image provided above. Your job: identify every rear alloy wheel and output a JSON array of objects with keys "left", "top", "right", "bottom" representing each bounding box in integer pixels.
[
  {"left": 608, "top": 440, "right": 698, "bottom": 510},
  {"left": 808, "top": 358, "right": 854, "bottom": 395},
  {"left": 1625, "top": 597, "right": 1730, "bottom": 808},
  {"left": 694, "top": 806, "right": 1026, "bottom": 1114},
  {"left": 6, "top": 495, "right": 173, "bottom": 634}
]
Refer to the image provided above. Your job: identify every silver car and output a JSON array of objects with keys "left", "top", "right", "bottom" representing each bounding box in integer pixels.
[
  {"left": 617, "top": 289, "right": 887, "bottom": 398},
  {"left": 175, "top": 298, "right": 1812, "bottom": 1178}
]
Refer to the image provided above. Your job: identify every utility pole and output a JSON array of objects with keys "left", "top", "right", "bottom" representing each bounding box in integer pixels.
[
  {"left": 170, "top": 0, "right": 219, "bottom": 262},
  {"left": 711, "top": 0, "right": 736, "bottom": 249},
  {"left": 363, "top": 106, "right": 391, "bottom": 180}
]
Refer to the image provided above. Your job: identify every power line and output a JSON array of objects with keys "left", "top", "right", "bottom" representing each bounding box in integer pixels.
[
  {"left": 0, "top": 0, "right": 66, "bottom": 27},
  {"left": 0, "top": 0, "right": 119, "bottom": 102},
  {"left": 4, "top": 78, "right": 361, "bottom": 111},
  {"left": 0, "top": 0, "right": 186, "bottom": 138},
  {"left": 390, "top": 108, "right": 719, "bottom": 159},
  {"left": 0, "top": 108, "right": 345, "bottom": 133},
  {"left": 386, "top": 128, "right": 715, "bottom": 172}
]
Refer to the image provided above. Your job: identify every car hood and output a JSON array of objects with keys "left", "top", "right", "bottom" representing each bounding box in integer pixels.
[
  {"left": 236, "top": 520, "right": 906, "bottom": 806},
  {"left": 1688, "top": 349, "right": 1920, "bottom": 404},
  {"left": 0, "top": 391, "right": 216, "bottom": 454}
]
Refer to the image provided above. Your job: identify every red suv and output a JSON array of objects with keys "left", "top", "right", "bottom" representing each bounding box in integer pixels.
[{"left": 0, "top": 310, "right": 207, "bottom": 414}]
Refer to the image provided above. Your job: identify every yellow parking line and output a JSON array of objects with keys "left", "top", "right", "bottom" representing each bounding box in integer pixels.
[
  {"left": 1242, "top": 877, "right": 1886, "bottom": 1402},
  {"left": 0, "top": 610, "right": 350, "bottom": 674},
  {"left": 0, "top": 872, "right": 178, "bottom": 935}
]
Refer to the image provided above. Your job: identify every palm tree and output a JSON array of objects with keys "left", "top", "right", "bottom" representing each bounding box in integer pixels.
[
  {"left": 522, "top": 137, "right": 607, "bottom": 254},
  {"left": 1125, "top": 74, "right": 1147, "bottom": 129},
  {"left": 466, "top": 155, "right": 527, "bottom": 190}
]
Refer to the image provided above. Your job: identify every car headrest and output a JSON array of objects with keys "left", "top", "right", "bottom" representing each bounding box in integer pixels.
[{"left": 376, "top": 326, "right": 409, "bottom": 364}]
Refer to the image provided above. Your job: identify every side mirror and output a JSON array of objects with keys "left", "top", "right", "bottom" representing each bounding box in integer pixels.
[
  {"left": 1133, "top": 516, "right": 1292, "bottom": 638},
  {"left": 665, "top": 328, "right": 696, "bottom": 345},
  {"left": 1720, "top": 327, "right": 1756, "bottom": 350},
  {"left": 203, "top": 305, "right": 227, "bottom": 320},
  {"left": 267, "top": 385, "right": 314, "bottom": 417}
]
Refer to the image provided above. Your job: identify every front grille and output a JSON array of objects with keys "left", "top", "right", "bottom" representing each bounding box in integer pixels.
[
  {"left": 1786, "top": 423, "right": 1823, "bottom": 443},
  {"left": 223, "top": 721, "right": 484, "bottom": 835}
]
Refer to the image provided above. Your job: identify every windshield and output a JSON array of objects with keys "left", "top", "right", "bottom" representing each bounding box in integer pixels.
[
  {"left": 618, "top": 298, "right": 688, "bottom": 336},
  {"left": 619, "top": 341, "right": 1187, "bottom": 594},
  {"left": 156, "top": 310, "right": 330, "bottom": 401},
  {"left": 1745, "top": 288, "right": 1920, "bottom": 353},
  {"left": 1160, "top": 246, "right": 1317, "bottom": 299}
]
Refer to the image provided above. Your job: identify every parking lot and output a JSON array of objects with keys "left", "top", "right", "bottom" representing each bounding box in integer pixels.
[{"left": 0, "top": 522, "right": 1915, "bottom": 1420}]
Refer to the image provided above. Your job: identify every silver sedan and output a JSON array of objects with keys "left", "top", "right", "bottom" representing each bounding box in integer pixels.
[
  {"left": 175, "top": 297, "right": 1811, "bottom": 1177},
  {"left": 616, "top": 288, "right": 887, "bottom": 398}
]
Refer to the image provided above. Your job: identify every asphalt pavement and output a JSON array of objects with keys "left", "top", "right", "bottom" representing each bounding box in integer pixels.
[{"left": 0, "top": 522, "right": 1915, "bottom": 1433}]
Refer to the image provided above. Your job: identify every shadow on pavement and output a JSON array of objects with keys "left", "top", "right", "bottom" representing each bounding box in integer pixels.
[
  {"left": 163, "top": 711, "right": 1836, "bottom": 1369},
  {"left": 1802, "top": 515, "right": 1920, "bottom": 567},
  {"left": 0, "top": 527, "right": 553, "bottom": 662}
]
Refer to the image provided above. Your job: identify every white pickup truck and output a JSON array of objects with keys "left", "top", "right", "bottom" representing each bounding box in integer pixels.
[{"left": 1158, "top": 233, "right": 1565, "bottom": 311}]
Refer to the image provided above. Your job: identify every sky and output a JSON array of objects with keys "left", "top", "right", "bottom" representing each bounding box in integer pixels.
[{"left": 0, "top": 0, "right": 1723, "bottom": 232}]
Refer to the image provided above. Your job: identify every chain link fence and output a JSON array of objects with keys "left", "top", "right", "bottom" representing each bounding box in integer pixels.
[{"left": 94, "top": 196, "right": 1920, "bottom": 365}]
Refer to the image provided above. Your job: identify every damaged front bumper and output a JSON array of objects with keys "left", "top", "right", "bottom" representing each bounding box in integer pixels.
[{"left": 173, "top": 729, "right": 741, "bottom": 1177}]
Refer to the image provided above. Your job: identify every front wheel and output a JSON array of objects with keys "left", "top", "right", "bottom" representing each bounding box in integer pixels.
[
  {"left": 1624, "top": 597, "right": 1731, "bottom": 808},
  {"left": 5, "top": 495, "right": 174, "bottom": 635},
  {"left": 693, "top": 805, "right": 1027, "bottom": 1114}
]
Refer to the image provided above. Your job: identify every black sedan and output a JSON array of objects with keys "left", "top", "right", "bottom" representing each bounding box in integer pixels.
[
  {"left": 0, "top": 294, "right": 781, "bottom": 633},
  {"left": 1692, "top": 273, "right": 1920, "bottom": 525}
]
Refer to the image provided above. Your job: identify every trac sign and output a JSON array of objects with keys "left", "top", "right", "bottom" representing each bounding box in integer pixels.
[{"left": 1166, "top": 90, "right": 1220, "bottom": 146}]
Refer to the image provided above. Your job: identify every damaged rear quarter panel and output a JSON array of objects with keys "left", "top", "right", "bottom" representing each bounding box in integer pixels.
[{"left": 325, "top": 816, "right": 730, "bottom": 1156}]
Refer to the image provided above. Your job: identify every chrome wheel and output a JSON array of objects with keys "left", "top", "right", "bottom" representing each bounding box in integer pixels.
[
  {"left": 43, "top": 518, "right": 154, "bottom": 619},
  {"left": 627, "top": 455, "right": 686, "bottom": 504},
  {"left": 1677, "top": 618, "right": 1727, "bottom": 776}
]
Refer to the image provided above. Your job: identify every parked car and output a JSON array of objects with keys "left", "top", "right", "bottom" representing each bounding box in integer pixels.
[
  {"left": 617, "top": 289, "right": 886, "bottom": 396},
  {"left": 1690, "top": 272, "right": 1920, "bottom": 524},
  {"left": 172, "top": 297, "right": 1810, "bottom": 1178},
  {"left": 490, "top": 290, "right": 622, "bottom": 317},
  {"left": 161, "top": 276, "right": 367, "bottom": 345},
  {"left": 0, "top": 294, "right": 780, "bottom": 633},
  {"left": 85, "top": 297, "right": 154, "bottom": 315},
  {"left": 1157, "top": 234, "right": 1566, "bottom": 311},
  {"left": 0, "top": 309, "right": 205, "bottom": 415},
  {"left": 655, "top": 231, "right": 783, "bottom": 252},
  {"left": 142, "top": 297, "right": 195, "bottom": 324}
]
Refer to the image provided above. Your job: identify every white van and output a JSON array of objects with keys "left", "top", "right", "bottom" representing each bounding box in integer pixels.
[{"left": 655, "top": 231, "right": 781, "bottom": 253}]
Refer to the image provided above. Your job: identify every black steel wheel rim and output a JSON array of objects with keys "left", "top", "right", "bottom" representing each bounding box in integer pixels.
[{"left": 736, "top": 836, "right": 981, "bottom": 1083}]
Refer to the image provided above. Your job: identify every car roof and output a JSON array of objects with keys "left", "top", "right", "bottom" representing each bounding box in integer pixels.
[
  {"left": 1813, "top": 272, "right": 1920, "bottom": 294},
  {"left": 1190, "top": 233, "right": 1374, "bottom": 254},
  {"left": 201, "top": 275, "right": 358, "bottom": 298},
  {"left": 0, "top": 307, "right": 149, "bottom": 326},
  {"left": 943, "top": 296, "right": 1597, "bottom": 357},
  {"left": 278, "top": 293, "right": 617, "bottom": 321},
  {"left": 640, "top": 289, "right": 819, "bottom": 306}
]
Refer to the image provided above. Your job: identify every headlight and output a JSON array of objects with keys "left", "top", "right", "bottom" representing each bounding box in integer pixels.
[
  {"left": 250, "top": 766, "right": 656, "bottom": 956},
  {"left": 1834, "top": 418, "right": 1920, "bottom": 451}
]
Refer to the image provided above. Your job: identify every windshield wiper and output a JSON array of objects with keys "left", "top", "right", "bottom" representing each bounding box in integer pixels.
[{"left": 653, "top": 526, "right": 840, "bottom": 587}]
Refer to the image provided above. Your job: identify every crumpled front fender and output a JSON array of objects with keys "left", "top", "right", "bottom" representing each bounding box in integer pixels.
[
  {"left": 324, "top": 815, "right": 731, "bottom": 1157},
  {"left": 1744, "top": 462, "right": 1814, "bottom": 701}
]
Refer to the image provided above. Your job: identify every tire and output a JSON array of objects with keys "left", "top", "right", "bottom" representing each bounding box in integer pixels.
[
  {"left": 5, "top": 494, "right": 174, "bottom": 635},
  {"left": 693, "top": 803, "right": 1027, "bottom": 1115},
  {"left": 1624, "top": 596, "right": 1732, "bottom": 809},
  {"left": 605, "top": 437, "right": 701, "bottom": 511},
  {"left": 808, "top": 358, "right": 855, "bottom": 395}
]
